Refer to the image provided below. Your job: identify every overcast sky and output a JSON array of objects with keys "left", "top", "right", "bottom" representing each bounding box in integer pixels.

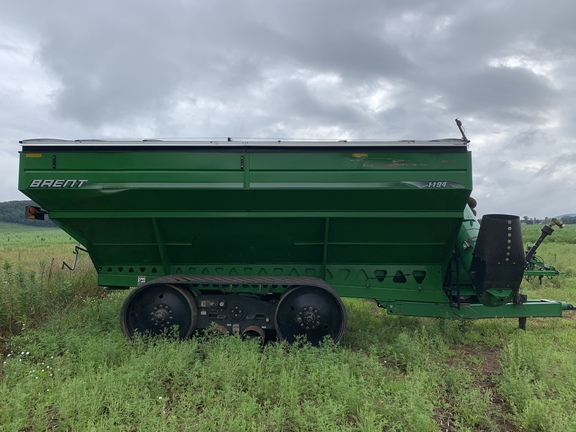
[{"left": 1, "top": 1, "right": 574, "bottom": 217}]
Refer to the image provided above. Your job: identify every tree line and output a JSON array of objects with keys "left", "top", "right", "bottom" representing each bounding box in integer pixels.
[{"left": 522, "top": 215, "right": 576, "bottom": 225}]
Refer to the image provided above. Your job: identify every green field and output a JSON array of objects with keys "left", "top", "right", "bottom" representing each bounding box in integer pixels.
[{"left": 1, "top": 222, "right": 575, "bottom": 431}]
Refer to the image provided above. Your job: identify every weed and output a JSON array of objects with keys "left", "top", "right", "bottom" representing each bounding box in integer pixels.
[{"left": 1, "top": 222, "right": 576, "bottom": 430}]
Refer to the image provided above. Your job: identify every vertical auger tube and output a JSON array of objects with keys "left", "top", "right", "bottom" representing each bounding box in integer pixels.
[
  {"left": 456, "top": 205, "right": 480, "bottom": 274},
  {"left": 447, "top": 204, "right": 480, "bottom": 307},
  {"left": 469, "top": 214, "right": 526, "bottom": 307}
]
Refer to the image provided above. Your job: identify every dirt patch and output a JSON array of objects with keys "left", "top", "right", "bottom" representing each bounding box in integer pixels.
[
  {"left": 433, "top": 398, "right": 457, "bottom": 432},
  {"left": 435, "top": 344, "right": 520, "bottom": 432}
]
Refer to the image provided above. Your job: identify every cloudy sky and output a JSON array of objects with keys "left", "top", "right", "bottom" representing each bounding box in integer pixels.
[{"left": 1, "top": 0, "right": 574, "bottom": 217}]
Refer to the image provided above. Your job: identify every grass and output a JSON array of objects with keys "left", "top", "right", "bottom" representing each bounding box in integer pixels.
[
  {"left": 1, "top": 222, "right": 575, "bottom": 431},
  {"left": 0, "top": 223, "right": 99, "bottom": 344}
]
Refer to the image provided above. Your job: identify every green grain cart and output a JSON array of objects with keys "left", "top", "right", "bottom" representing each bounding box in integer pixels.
[{"left": 18, "top": 122, "right": 574, "bottom": 344}]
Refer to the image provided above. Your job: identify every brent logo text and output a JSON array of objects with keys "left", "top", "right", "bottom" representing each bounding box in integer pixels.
[{"left": 29, "top": 179, "right": 88, "bottom": 188}]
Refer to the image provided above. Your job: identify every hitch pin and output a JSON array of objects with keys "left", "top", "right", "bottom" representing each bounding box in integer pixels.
[{"left": 62, "top": 243, "right": 88, "bottom": 271}]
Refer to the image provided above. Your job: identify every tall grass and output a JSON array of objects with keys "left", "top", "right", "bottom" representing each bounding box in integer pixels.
[
  {"left": 0, "top": 222, "right": 575, "bottom": 431},
  {"left": 0, "top": 223, "right": 100, "bottom": 348},
  {"left": 1, "top": 295, "right": 507, "bottom": 431}
]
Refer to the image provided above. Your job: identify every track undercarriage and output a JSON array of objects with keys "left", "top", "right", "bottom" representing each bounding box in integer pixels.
[{"left": 119, "top": 275, "right": 348, "bottom": 345}]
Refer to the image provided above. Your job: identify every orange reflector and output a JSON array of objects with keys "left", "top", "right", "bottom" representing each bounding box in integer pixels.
[
  {"left": 25, "top": 205, "right": 46, "bottom": 220},
  {"left": 25, "top": 154, "right": 43, "bottom": 158}
]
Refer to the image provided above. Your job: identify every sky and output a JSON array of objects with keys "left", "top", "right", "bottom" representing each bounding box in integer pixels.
[{"left": 1, "top": 0, "right": 575, "bottom": 218}]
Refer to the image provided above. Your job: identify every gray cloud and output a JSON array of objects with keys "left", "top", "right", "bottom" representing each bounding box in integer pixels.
[
  {"left": 1, "top": 0, "right": 575, "bottom": 217},
  {"left": 445, "top": 66, "right": 556, "bottom": 123}
]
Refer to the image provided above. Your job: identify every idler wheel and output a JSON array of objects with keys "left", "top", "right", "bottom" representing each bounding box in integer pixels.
[
  {"left": 120, "top": 283, "right": 198, "bottom": 339},
  {"left": 274, "top": 285, "right": 347, "bottom": 345}
]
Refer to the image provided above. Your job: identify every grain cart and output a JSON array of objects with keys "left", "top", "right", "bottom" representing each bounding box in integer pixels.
[{"left": 18, "top": 122, "right": 574, "bottom": 344}]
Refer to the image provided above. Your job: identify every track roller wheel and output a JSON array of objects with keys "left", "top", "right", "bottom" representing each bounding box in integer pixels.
[
  {"left": 274, "top": 285, "right": 347, "bottom": 345},
  {"left": 120, "top": 283, "right": 198, "bottom": 339}
]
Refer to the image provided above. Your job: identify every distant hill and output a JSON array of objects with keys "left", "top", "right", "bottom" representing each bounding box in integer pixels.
[{"left": 0, "top": 200, "right": 56, "bottom": 227}]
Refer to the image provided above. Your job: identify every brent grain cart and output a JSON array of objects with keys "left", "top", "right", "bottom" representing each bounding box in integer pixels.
[{"left": 18, "top": 122, "right": 574, "bottom": 344}]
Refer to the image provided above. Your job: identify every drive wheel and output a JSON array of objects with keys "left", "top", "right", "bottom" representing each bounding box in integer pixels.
[
  {"left": 120, "top": 283, "right": 198, "bottom": 339},
  {"left": 275, "top": 285, "right": 347, "bottom": 345}
]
